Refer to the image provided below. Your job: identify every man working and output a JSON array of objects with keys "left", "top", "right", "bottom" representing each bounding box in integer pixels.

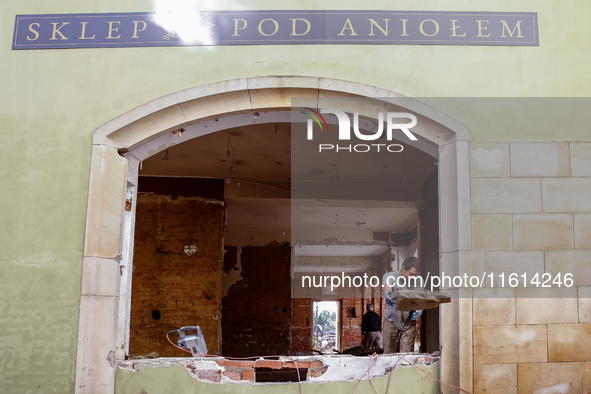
[
  {"left": 361, "top": 303, "right": 382, "bottom": 350},
  {"left": 382, "top": 256, "right": 423, "bottom": 353}
]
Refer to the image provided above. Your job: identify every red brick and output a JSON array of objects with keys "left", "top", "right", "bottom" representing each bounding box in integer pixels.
[
  {"left": 283, "top": 361, "right": 309, "bottom": 369},
  {"left": 311, "top": 366, "right": 328, "bottom": 377},
  {"left": 223, "top": 371, "right": 241, "bottom": 381},
  {"left": 197, "top": 370, "right": 221, "bottom": 382},
  {"left": 222, "top": 244, "right": 292, "bottom": 357},
  {"left": 129, "top": 196, "right": 224, "bottom": 357},
  {"left": 227, "top": 360, "right": 255, "bottom": 368},
  {"left": 415, "top": 356, "right": 430, "bottom": 364},
  {"left": 310, "top": 360, "right": 323, "bottom": 368},
  {"left": 242, "top": 369, "right": 255, "bottom": 381},
  {"left": 214, "top": 358, "right": 227, "bottom": 367},
  {"left": 256, "top": 359, "right": 282, "bottom": 369}
]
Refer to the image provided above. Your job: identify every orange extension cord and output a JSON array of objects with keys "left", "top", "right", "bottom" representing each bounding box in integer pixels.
[
  {"left": 352, "top": 352, "right": 475, "bottom": 394},
  {"left": 166, "top": 332, "right": 305, "bottom": 393}
]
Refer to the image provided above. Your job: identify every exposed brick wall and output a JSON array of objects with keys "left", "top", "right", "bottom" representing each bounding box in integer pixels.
[
  {"left": 129, "top": 194, "right": 385, "bottom": 357},
  {"left": 198, "top": 358, "right": 318, "bottom": 382},
  {"left": 221, "top": 242, "right": 292, "bottom": 357},
  {"left": 341, "top": 298, "right": 363, "bottom": 350},
  {"left": 341, "top": 297, "right": 383, "bottom": 351},
  {"left": 291, "top": 298, "right": 312, "bottom": 355},
  {"left": 292, "top": 296, "right": 385, "bottom": 354},
  {"left": 129, "top": 194, "right": 224, "bottom": 357}
]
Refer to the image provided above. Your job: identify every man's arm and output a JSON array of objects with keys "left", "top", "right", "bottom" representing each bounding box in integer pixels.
[
  {"left": 385, "top": 290, "right": 396, "bottom": 307},
  {"left": 382, "top": 272, "right": 397, "bottom": 308},
  {"left": 412, "top": 277, "right": 425, "bottom": 320}
]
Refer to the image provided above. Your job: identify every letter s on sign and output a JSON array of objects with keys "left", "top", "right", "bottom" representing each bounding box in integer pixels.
[{"left": 27, "top": 23, "right": 40, "bottom": 41}]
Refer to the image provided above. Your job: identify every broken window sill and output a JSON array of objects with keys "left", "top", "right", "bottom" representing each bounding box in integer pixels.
[{"left": 117, "top": 353, "right": 440, "bottom": 384}]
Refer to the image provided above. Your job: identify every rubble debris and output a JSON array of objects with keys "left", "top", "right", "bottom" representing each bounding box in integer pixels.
[
  {"left": 341, "top": 346, "right": 384, "bottom": 357},
  {"left": 127, "top": 352, "right": 159, "bottom": 359}
]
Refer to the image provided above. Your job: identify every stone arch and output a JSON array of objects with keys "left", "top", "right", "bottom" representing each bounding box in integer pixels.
[{"left": 76, "top": 76, "right": 471, "bottom": 393}]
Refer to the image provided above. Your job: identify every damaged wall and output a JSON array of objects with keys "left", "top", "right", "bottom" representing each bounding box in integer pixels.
[
  {"left": 292, "top": 255, "right": 384, "bottom": 298},
  {"left": 291, "top": 298, "right": 312, "bottom": 355},
  {"left": 291, "top": 255, "right": 388, "bottom": 353},
  {"left": 222, "top": 242, "right": 292, "bottom": 357},
  {"left": 129, "top": 194, "right": 224, "bottom": 357},
  {"left": 340, "top": 298, "right": 364, "bottom": 350},
  {"left": 115, "top": 357, "right": 440, "bottom": 393},
  {"left": 291, "top": 297, "right": 383, "bottom": 354}
]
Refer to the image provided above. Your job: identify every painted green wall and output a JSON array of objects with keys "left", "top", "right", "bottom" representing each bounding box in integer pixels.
[
  {"left": 1, "top": 0, "right": 590, "bottom": 392},
  {"left": 115, "top": 363, "right": 440, "bottom": 394}
]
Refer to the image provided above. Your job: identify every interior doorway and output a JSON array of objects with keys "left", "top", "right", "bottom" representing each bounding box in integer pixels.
[{"left": 312, "top": 300, "right": 340, "bottom": 354}]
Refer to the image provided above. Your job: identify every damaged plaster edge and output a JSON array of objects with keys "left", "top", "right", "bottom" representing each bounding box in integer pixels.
[
  {"left": 145, "top": 142, "right": 177, "bottom": 160},
  {"left": 222, "top": 245, "right": 243, "bottom": 298},
  {"left": 115, "top": 357, "right": 238, "bottom": 384},
  {"left": 308, "top": 354, "right": 437, "bottom": 383},
  {"left": 117, "top": 353, "right": 439, "bottom": 384},
  {"left": 117, "top": 357, "right": 223, "bottom": 373},
  {"left": 136, "top": 193, "right": 225, "bottom": 206},
  {"left": 293, "top": 239, "right": 391, "bottom": 246}
]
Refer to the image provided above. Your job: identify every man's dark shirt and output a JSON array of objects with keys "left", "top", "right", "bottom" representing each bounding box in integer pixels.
[{"left": 361, "top": 310, "right": 381, "bottom": 333}]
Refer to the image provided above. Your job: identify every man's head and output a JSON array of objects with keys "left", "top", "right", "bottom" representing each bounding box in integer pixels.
[
  {"left": 400, "top": 257, "right": 421, "bottom": 278},
  {"left": 366, "top": 303, "right": 374, "bottom": 312}
]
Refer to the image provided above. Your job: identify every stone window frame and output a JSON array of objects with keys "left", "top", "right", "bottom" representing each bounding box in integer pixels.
[{"left": 75, "top": 76, "right": 471, "bottom": 393}]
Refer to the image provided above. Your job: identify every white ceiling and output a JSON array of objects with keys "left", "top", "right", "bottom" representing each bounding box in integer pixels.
[
  {"left": 140, "top": 121, "right": 437, "bottom": 254},
  {"left": 293, "top": 244, "right": 390, "bottom": 257}
]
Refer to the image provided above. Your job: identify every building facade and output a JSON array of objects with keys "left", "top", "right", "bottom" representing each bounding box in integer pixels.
[{"left": 1, "top": 0, "right": 591, "bottom": 393}]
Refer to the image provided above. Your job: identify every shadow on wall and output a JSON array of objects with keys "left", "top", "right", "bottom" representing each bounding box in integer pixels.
[{"left": 222, "top": 242, "right": 292, "bottom": 357}]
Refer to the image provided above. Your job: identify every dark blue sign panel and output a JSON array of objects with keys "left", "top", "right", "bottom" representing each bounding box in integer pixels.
[{"left": 13, "top": 11, "right": 538, "bottom": 50}]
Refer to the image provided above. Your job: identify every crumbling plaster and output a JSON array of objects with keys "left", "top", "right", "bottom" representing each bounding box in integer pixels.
[
  {"left": 222, "top": 246, "right": 244, "bottom": 298},
  {"left": 116, "top": 356, "right": 440, "bottom": 391}
]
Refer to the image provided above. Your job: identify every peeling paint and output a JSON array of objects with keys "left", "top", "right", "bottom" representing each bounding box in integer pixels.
[
  {"left": 184, "top": 245, "right": 198, "bottom": 256},
  {"left": 147, "top": 143, "right": 177, "bottom": 158},
  {"left": 107, "top": 351, "right": 116, "bottom": 368},
  {"left": 137, "top": 193, "right": 225, "bottom": 206},
  {"left": 308, "top": 354, "right": 434, "bottom": 382},
  {"left": 222, "top": 246, "right": 243, "bottom": 297}
]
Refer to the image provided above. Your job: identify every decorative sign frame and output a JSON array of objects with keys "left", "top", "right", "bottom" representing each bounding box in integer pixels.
[{"left": 13, "top": 11, "right": 539, "bottom": 50}]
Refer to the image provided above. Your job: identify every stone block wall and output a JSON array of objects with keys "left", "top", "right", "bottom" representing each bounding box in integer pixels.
[{"left": 470, "top": 142, "right": 591, "bottom": 393}]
